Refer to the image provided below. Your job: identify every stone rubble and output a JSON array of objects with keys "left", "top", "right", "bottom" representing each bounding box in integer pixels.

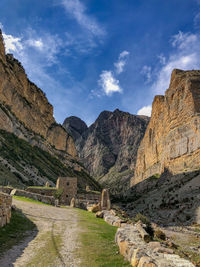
[{"left": 98, "top": 209, "right": 195, "bottom": 267}]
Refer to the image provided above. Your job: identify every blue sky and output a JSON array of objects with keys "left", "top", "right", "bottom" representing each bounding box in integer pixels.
[{"left": 0, "top": 0, "right": 200, "bottom": 125}]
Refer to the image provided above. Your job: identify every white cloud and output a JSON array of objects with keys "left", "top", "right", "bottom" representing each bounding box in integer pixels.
[
  {"left": 2, "top": 33, "right": 23, "bottom": 53},
  {"left": 152, "top": 31, "right": 200, "bottom": 94},
  {"left": 158, "top": 54, "right": 166, "bottom": 65},
  {"left": 114, "top": 50, "right": 129, "bottom": 74},
  {"left": 98, "top": 71, "right": 122, "bottom": 96},
  {"left": 26, "top": 39, "right": 44, "bottom": 50},
  {"left": 141, "top": 65, "right": 152, "bottom": 83},
  {"left": 137, "top": 105, "right": 152, "bottom": 117},
  {"left": 61, "top": 0, "right": 105, "bottom": 37},
  {"left": 171, "top": 31, "right": 198, "bottom": 50}
]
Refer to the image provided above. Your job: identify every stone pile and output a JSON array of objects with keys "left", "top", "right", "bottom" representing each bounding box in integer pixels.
[
  {"left": 0, "top": 192, "right": 12, "bottom": 227},
  {"left": 115, "top": 223, "right": 195, "bottom": 267},
  {"left": 94, "top": 208, "right": 195, "bottom": 267}
]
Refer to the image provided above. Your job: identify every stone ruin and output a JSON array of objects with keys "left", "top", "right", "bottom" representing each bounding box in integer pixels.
[
  {"left": 56, "top": 177, "right": 77, "bottom": 205},
  {"left": 100, "top": 189, "right": 111, "bottom": 210},
  {"left": 0, "top": 192, "right": 12, "bottom": 227}
]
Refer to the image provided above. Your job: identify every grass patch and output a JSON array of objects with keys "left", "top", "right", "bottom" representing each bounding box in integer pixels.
[
  {"left": 27, "top": 186, "right": 56, "bottom": 190},
  {"left": 0, "top": 210, "right": 36, "bottom": 255},
  {"left": 77, "top": 209, "right": 131, "bottom": 267},
  {"left": 13, "top": 195, "right": 51, "bottom": 206},
  {"left": 25, "top": 228, "right": 63, "bottom": 267}
]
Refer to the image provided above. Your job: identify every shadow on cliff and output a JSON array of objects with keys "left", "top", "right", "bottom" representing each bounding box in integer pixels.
[
  {"left": 113, "top": 168, "right": 200, "bottom": 226},
  {"left": 0, "top": 210, "right": 38, "bottom": 266}
]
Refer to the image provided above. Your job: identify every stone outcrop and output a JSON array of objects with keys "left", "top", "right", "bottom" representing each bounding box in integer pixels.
[
  {"left": 131, "top": 69, "right": 200, "bottom": 186},
  {"left": 0, "top": 29, "right": 76, "bottom": 155},
  {"left": 63, "top": 110, "right": 149, "bottom": 194},
  {"left": 0, "top": 192, "right": 12, "bottom": 227}
]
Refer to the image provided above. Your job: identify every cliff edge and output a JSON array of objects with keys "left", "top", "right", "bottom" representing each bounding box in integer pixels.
[{"left": 131, "top": 69, "right": 200, "bottom": 186}]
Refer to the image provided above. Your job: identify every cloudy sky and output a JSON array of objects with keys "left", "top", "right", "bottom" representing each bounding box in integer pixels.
[{"left": 0, "top": 0, "right": 200, "bottom": 125}]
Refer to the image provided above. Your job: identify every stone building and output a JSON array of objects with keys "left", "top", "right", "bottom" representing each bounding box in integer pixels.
[{"left": 56, "top": 177, "right": 77, "bottom": 205}]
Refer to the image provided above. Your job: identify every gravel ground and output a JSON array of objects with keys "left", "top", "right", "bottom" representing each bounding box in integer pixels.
[{"left": 0, "top": 199, "right": 81, "bottom": 267}]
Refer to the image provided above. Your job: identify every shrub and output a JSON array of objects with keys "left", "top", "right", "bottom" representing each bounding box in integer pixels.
[
  {"left": 135, "top": 213, "right": 150, "bottom": 226},
  {"left": 53, "top": 189, "right": 63, "bottom": 200},
  {"left": 154, "top": 229, "right": 166, "bottom": 240}
]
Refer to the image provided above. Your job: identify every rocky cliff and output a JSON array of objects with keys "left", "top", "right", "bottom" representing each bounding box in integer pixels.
[
  {"left": 131, "top": 69, "right": 200, "bottom": 186},
  {"left": 63, "top": 110, "right": 149, "bottom": 194},
  {"left": 0, "top": 29, "right": 76, "bottom": 156},
  {"left": 0, "top": 29, "right": 101, "bottom": 191}
]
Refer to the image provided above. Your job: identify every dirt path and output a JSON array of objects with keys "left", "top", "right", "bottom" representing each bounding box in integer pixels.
[{"left": 0, "top": 199, "right": 81, "bottom": 267}]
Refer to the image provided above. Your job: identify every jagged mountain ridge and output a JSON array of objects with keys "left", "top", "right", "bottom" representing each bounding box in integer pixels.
[
  {"left": 0, "top": 29, "right": 100, "bottom": 191},
  {"left": 63, "top": 109, "right": 149, "bottom": 194}
]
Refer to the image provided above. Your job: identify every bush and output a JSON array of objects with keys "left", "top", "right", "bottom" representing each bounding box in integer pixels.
[
  {"left": 135, "top": 213, "right": 150, "bottom": 226},
  {"left": 53, "top": 189, "right": 63, "bottom": 200},
  {"left": 154, "top": 229, "right": 166, "bottom": 240}
]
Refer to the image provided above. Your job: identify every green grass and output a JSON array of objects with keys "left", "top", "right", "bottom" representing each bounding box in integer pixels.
[
  {"left": 27, "top": 186, "right": 56, "bottom": 190},
  {"left": 0, "top": 210, "right": 36, "bottom": 255},
  {"left": 25, "top": 229, "right": 63, "bottom": 267},
  {"left": 13, "top": 195, "right": 51, "bottom": 206},
  {"left": 77, "top": 209, "right": 131, "bottom": 267}
]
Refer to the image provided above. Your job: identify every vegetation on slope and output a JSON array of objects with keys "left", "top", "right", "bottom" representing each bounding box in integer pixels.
[{"left": 0, "top": 130, "right": 100, "bottom": 191}]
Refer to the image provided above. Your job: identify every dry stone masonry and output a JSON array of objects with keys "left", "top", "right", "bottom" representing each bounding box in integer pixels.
[
  {"left": 131, "top": 69, "right": 200, "bottom": 186},
  {"left": 0, "top": 192, "right": 12, "bottom": 227},
  {"left": 97, "top": 209, "right": 195, "bottom": 267},
  {"left": 56, "top": 177, "right": 77, "bottom": 205}
]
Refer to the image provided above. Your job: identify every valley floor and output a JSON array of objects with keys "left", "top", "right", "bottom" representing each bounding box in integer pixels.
[{"left": 0, "top": 199, "right": 81, "bottom": 267}]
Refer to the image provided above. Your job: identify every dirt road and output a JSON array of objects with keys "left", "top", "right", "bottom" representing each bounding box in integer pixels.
[{"left": 0, "top": 199, "right": 81, "bottom": 267}]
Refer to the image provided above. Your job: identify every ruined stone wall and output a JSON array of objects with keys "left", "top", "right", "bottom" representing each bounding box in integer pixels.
[
  {"left": 26, "top": 187, "right": 57, "bottom": 197},
  {"left": 0, "top": 186, "right": 14, "bottom": 195},
  {"left": 0, "top": 192, "right": 12, "bottom": 227},
  {"left": 56, "top": 177, "right": 77, "bottom": 205},
  {"left": 77, "top": 192, "right": 101, "bottom": 207},
  {"left": 11, "top": 189, "right": 55, "bottom": 205},
  {"left": 131, "top": 69, "right": 200, "bottom": 186}
]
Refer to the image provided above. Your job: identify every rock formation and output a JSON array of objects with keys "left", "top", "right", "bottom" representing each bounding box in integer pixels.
[
  {"left": 0, "top": 29, "right": 101, "bottom": 191},
  {"left": 0, "top": 29, "right": 76, "bottom": 156},
  {"left": 131, "top": 69, "right": 200, "bottom": 186},
  {"left": 63, "top": 109, "right": 149, "bottom": 194}
]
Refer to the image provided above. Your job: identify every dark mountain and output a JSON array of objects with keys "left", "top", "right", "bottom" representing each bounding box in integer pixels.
[{"left": 63, "top": 109, "right": 150, "bottom": 194}]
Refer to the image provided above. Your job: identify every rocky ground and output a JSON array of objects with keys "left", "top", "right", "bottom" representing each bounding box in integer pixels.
[{"left": 0, "top": 199, "right": 81, "bottom": 267}]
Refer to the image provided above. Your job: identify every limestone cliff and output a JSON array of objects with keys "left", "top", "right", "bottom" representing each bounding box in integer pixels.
[
  {"left": 63, "top": 110, "right": 149, "bottom": 194},
  {"left": 0, "top": 29, "right": 76, "bottom": 156},
  {"left": 131, "top": 69, "right": 200, "bottom": 186}
]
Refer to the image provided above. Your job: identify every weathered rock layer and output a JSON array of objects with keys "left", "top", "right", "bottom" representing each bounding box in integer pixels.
[{"left": 131, "top": 69, "right": 200, "bottom": 186}]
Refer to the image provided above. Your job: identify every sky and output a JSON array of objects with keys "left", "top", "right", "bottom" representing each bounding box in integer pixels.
[{"left": 0, "top": 0, "right": 200, "bottom": 125}]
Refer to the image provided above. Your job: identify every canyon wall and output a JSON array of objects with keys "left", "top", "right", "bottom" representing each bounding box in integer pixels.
[
  {"left": 0, "top": 30, "right": 76, "bottom": 156},
  {"left": 131, "top": 69, "right": 200, "bottom": 186}
]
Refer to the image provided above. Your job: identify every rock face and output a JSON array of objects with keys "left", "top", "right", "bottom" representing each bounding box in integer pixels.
[
  {"left": 0, "top": 29, "right": 102, "bottom": 191},
  {"left": 63, "top": 110, "right": 149, "bottom": 194},
  {"left": 131, "top": 69, "right": 200, "bottom": 186},
  {"left": 0, "top": 30, "right": 76, "bottom": 156}
]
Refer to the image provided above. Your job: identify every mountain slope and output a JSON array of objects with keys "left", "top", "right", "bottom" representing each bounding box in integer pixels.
[{"left": 63, "top": 109, "right": 149, "bottom": 194}]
